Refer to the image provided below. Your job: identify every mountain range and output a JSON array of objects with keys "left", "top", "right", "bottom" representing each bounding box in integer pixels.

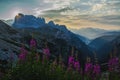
[
  {"left": 0, "top": 15, "right": 93, "bottom": 65},
  {"left": 89, "top": 32, "right": 120, "bottom": 63},
  {"left": 71, "top": 28, "right": 109, "bottom": 40},
  {"left": 0, "top": 13, "right": 120, "bottom": 64}
]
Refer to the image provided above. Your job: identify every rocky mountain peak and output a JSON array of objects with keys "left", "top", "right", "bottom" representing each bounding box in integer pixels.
[{"left": 13, "top": 13, "right": 46, "bottom": 28}]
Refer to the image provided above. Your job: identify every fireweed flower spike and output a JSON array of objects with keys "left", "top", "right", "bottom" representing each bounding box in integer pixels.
[
  {"left": 43, "top": 42, "right": 50, "bottom": 60},
  {"left": 93, "top": 52, "right": 101, "bottom": 75},
  {"left": 112, "top": 56, "right": 119, "bottom": 72},
  {"left": 108, "top": 52, "right": 119, "bottom": 72},
  {"left": 30, "top": 33, "right": 37, "bottom": 49},
  {"left": 68, "top": 47, "right": 74, "bottom": 66},
  {"left": 93, "top": 62, "right": 101, "bottom": 76},
  {"left": 74, "top": 52, "right": 80, "bottom": 72},
  {"left": 67, "top": 47, "right": 75, "bottom": 73},
  {"left": 85, "top": 57, "right": 93, "bottom": 77},
  {"left": 67, "top": 57, "right": 74, "bottom": 75},
  {"left": 74, "top": 61, "right": 80, "bottom": 71},
  {"left": 30, "top": 38, "right": 36, "bottom": 48},
  {"left": 68, "top": 56, "right": 74, "bottom": 66},
  {"left": 18, "top": 44, "right": 28, "bottom": 62}
]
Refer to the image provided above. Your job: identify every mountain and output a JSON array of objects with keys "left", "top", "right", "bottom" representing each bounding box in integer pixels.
[
  {"left": 0, "top": 20, "right": 21, "bottom": 66},
  {"left": 71, "top": 28, "right": 108, "bottom": 39},
  {"left": 12, "top": 13, "right": 94, "bottom": 63},
  {"left": 89, "top": 32, "right": 120, "bottom": 63},
  {"left": 0, "top": 20, "right": 23, "bottom": 52},
  {"left": 12, "top": 13, "right": 46, "bottom": 28}
]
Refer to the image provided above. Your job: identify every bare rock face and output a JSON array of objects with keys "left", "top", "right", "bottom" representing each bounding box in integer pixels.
[{"left": 13, "top": 13, "right": 46, "bottom": 28}]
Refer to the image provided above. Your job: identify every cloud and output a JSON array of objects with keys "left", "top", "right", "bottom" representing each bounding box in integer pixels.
[
  {"left": 54, "top": 19, "right": 61, "bottom": 22},
  {"left": 64, "top": 20, "right": 73, "bottom": 23},
  {"left": 40, "top": 0, "right": 120, "bottom": 17},
  {"left": 92, "top": 3, "right": 105, "bottom": 11},
  {"left": 42, "top": 7, "right": 72, "bottom": 14},
  {"left": 98, "top": 15, "right": 120, "bottom": 26}
]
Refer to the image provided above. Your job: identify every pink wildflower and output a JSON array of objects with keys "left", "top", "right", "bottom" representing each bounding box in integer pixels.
[
  {"left": 93, "top": 64, "right": 101, "bottom": 75},
  {"left": 68, "top": 56, "right": 74, "bottom": 65},
  {"left": 30, "top": 38, "right": 36, "bottom": 48},
  {"left": 19, "top": 46, "right": 28, "bottom": 61},
  {"left": 43, "top": 48, "right": 50, "bottom": 60},
  {"left": 74, "top": 61, "right": 80, "bottom": 71},
  {"left": 19, "top": 53, "right": 26, "bottom": 61},
  {"left": 108, "top": 57, "right": 119, "bottom": 72},
  {"left": 85, "top": 62, "right": 93, "bottom": 73}
]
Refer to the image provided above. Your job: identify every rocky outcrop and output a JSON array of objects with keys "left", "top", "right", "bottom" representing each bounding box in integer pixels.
[{"left": 13, "top": 13, "right": 46, "bottom": 28}]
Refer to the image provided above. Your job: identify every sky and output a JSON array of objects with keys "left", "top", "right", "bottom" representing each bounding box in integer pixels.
[{"left": 0, "top": 0, "right": 120, "bottom": 30}]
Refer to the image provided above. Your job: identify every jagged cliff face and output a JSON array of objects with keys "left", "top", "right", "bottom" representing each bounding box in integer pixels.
[{"left": 13, "top": 13, "right": 46, "bottom": 28}]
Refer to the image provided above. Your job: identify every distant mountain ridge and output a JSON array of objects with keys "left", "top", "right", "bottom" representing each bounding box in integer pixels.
[
  {"left": 89, "top": 32, "right": 120, "bottom": 63},
  {"left": 71, "top": 28, "right": 109, "bottom": 39},
  {"left": 12, "top": 13, "right": 90, "bottom": 45}
]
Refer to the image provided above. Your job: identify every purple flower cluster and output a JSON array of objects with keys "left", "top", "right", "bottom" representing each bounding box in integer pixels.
[
  {"left": 93, "top": 64, "right": 101, "bottom": 75},
  {"left": 67, "top": 55, "right": 81, "bottom": 72},
  {"left": 74, "top": 61, "right": 80, "bottom": 71},
  {"left": 85, "top": 62, "right": 93, "bottom": 74},
  {"left": 19, "top": 46, "right": 28, "bottom": 61},
  {"left": 108, "top": 57, "right": 119, "bottom": 72},
  {"left": 30, "top": 38, "right": 36, "bottom": 48},
  {"left": 16, "top": 37, "right": 119, "bottom": 80},
  {"left": 43, "top": 48, "right": 50, "bottom": 59},
  {"left": 68, "top": 56, "right": 74, "bottom": 65},
  {"left": 108, "top": 58, "right": 113, "bottom": 71}
]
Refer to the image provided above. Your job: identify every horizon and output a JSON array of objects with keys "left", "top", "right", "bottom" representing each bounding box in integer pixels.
[{"left": 0, "top": 0, "right": 120, "bottom": 30}]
